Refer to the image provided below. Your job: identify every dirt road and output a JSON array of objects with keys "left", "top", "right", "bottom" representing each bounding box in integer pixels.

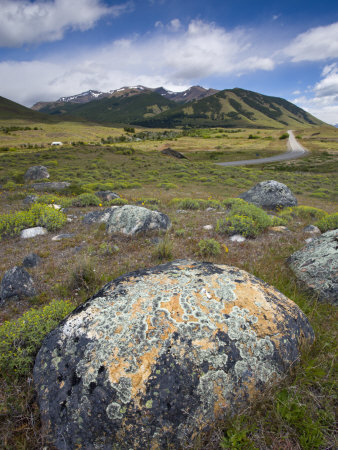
[{"left": 216, "top": 130, "right": 308, "bottom": 167}]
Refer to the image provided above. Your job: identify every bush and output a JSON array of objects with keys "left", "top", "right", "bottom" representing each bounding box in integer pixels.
[
  {"left": 0, "top": 300, "right": 74, "bottom": 377},
  {"left": 0, "top": 204, "right": 67, "bottom": 237},
  {"left": 222, "top": 197, "right": 247, "bottom": 209},
  {"left": 198, "top": 238, "right": 221, "bottom": 257},
  {"left": 153, "top": 237, "right": 173, "bottom": 261},
  {"left": 278, "top": 206, "right": 328, "bottom": 223},
  {"left": 315, "top": 213, "right": 338, "bottom": 232},
  {"left": 72, "top": 193, "right": 101, "bottom": 207},
  {"left": 279, "top": 133, "right": 289, "bottom": 140},
  {"left": 68, "top": 259, "right": 100, "bottom": 295},
  {"left": 170, "top": 198, "right": 200, "bottom": 210},
  {"left": 108, "top": 198, "right": 128, "bottom": 206}
]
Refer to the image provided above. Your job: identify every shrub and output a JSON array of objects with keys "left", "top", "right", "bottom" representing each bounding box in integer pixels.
[
  {"left": 279, "top": 133, "right": 289, "bottom": 140},
  {"left": 278, "top": 206, "right": 328, "bottom": 223},
  {"left": 170, "top": 198, "right": 200, "bottom": 210},
  {"left": 72, "top": 193, "right": 101, "bottom": 207},
  {"left": 0, "top": 300, "right": 74, "bottom": 377},
  {"left": 157, "top": 182, "right": 178, "bottom": 190},
  {"left": 198, "top": 238, "right": 221, "bottom": 257},
  {"left": 68, "top": 259, "right": 100, "bottom": 295},
  {"left": 108, "top": 197, "right": 128, "bottom": 206},
  {"left": 153, "top": 237, "right": 173, "bottom": 261},
  {"left": 315, "top": 213, "right": 338, "bottom": 232},
  {"left": 222, "top": 197, "right": 247, "bottom": 209}
]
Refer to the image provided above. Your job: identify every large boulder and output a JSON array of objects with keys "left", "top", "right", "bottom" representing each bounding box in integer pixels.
[
  {"left": 239, "top": 180, "right": 297, "bottom": 210},
  {"left": 106, "top": 205, "right": 170, "bottom": 235},
  {"left": 0, "top": 266, "right": 36, "bottom": 302},
  {"left": 288, "top": 230, "right": 338, "bottom": 304},
  {"left": 34, "top": 260, "right": 314, "bottom": 449},
  {"left": 24, "top": 165, "right": 50, "bottom": 181},
  {"left": 83, "top": 207, "right": 118, "bottom": 225},
  {"left": 20, "top": 226, "right": 47, "bottom": 239}
]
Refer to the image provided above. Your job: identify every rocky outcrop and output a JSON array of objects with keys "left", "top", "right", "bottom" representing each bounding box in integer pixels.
[
  {"left": 239, "top": 180, "right": 297, "bottom": 210},
  {"left": 161, "top": 147, "right": 187, "bottom": 159},
  {"left": 106, "top": 205, "right": 170, "bottom": 235},
  {"left": 82, "top": 207, "right": 118, "bottom": 225},
  {"left": 95, "top": 191, "right": 120, "bottom": 202},
  {"left": 32, "top": 182, "right": 70, "bottom": 191},
  {"left": 0, "top": 266, "right": 36, "bottom": 302},
  {"left": 24, "top": 165, "right": 50, "bottom": 181},
  {"left": 34, "top": 260, "right": 314, "bottom": 449},
  {"left": 288, "top": 230, "right": 338, "bottom": 304}
]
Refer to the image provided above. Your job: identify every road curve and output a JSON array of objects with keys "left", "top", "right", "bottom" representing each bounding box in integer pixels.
[{"left": 216, "top": 130, "right": 308, "bottom": 167}]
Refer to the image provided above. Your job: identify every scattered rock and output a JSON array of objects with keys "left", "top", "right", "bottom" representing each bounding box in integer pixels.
[
  {"left": 52, "top": 233, "right": 74, "bottom": 241},
  {"left": 269, "top": 226, "right": 289, "bottom": 232},
  {"left": 206, "top": 207, "right": 216, "bottom": 212},
  {"left": 83, "top": 207, "right": 118, "bottom": 225},
  {"left": 24, "top": 165, "right": 50, "bottom": 182},
  {"left": 22, "top": 253, "right": 41, "bottom": 268},
  {"left": 106, "top": 205, "right": 170, "bottom": 236},
  {"left": 34, "top": 260, "right": 314, "bottom": 449},
  {"left": 95, "top": 191, "right": 120, "bottom": 202},
  {"left": 203, "top": 224, "right": 213, "bottom": 230},
  {"left": 0, "top": 266, "right": 36, "bottom": 302},
  {"left": 20, "top": 227, "right": 47, "bottom": 239},
  {"left": 32, "top": 182, "right": 70, "bottom": 191},
  {"left": 305, "top": 238, "right": 313, "bottom": 244},
  {"left": 230, "top": 234, "right": 246, "bottom": 242},
  {"left": 288, "top": 230, "right": 338, "bottom": 304},
  {"left": 239, "top": 180, "right": 297, "bottom": 210},
  {"left": 303, "top": 225, "right": 321, "bottom": 234},
  {"left": 23, "top": 194, "right": 38, "bottom": 205},
  {"left": 161, "top": 147, "right": 187, "bottom": 159},
  {"left": 48, "top": 204, "right": 62, "bottom": 210}
]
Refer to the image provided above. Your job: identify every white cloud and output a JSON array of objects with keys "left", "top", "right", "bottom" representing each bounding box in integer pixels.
[
  {"left": 0, "top": 19, "right": 276, "bottom": 106},
  {"left": 284, "top": 22, "right": 338, "bottom": 62},
  {"left": 0, "top": 0, "right": 133, "bottom": 47},
  {"left": 291, "top": 64, "right": 338, "bottom": 124}
]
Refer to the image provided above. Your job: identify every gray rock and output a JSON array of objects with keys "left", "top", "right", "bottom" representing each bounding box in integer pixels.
[
  {"left": 230, "top": 234, "right": 246, "bottom": 242},
  {"left": 23, "top": 194, "right": 38, "bottom": 205},
  {"left": 161, "top": 147, "right": 187, "bottom": 159},
  {"left": 95, "top": 191, "right": 120, "bottom": 202},
  {"left": 203, "top": 224, "right": 213, "bottom": 230},
  {"left": 106, "top": 205, "right": 171, "bottom": 235},
  {"left": 83, "top": 207, "right": 118, "bottom": 225},
  {"left": 303, "top": 225, "right": 321, "bottom": 234},
  {"left": 33, "top": 260, "right": 314, "bottom": 449},
  {"left": 239, "top": 180, "right": 297, "bottom": 210},
  {"left": 288, "top": 230, "right": 338, "bottom": 304},
  {"left": 24, "top": 165, "right": 50, "bottom": 181},
  {"left": 20, "top": 227, "right": 47, "bottom": 239},
  {"left": 32, "top": 182, "right": 70, "bottom": 191},
  {"left": 52, "top": 233, "right": 74, "bottom": 241},
  {"left": 0, "top": 266, "right": 36, "bottom": 302},
  {"left": 22, "top": 253, "right": 41, "bottom": 268}
]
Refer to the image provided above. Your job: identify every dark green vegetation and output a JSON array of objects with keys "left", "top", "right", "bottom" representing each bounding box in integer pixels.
[
  {"left": 0, "top": 96, "right": 56, "bottom": 122},
  {"left": 0, "top": 123, "right": 337, "bottom": 449}
]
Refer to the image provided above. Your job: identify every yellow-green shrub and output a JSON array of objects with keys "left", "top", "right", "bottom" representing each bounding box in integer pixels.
[
  {"left": 198, "top": 238, "right": 221, "bottom": 257},
  {"left": 278, "top": 206, "right": 328, "bottom": 222},
  {"left": 0, "top": 300, "right": 74, "bottom": 377},
  {"left": 315, "top": 212, "right": 338, "bottom": 232}
]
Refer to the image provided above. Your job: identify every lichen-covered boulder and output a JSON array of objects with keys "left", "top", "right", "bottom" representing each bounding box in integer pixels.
[
  {"left": 24, "top": 165, "right": 50, "bottom": 181},
  {"left": 33, "top": 260, "right": 314, "bottom": 449},
  {"left": 82, "top": 206, "right": 118, "bottom": 225},
  {"left": 239, "top": 180, "right": 297, "bottom": 210},
  {"left": 106, "top": 205, "right": 170, "bottom": 235},
  {"left": 288, "top": 229, "right": 338, "bottom": 304},
  {"left": 0, "top": 266, "right": 36, "bottom": 302}
]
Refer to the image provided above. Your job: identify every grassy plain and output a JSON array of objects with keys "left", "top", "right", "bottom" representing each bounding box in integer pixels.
[{"left": 0, "top": 121, "right": 337, "bottom": 449}]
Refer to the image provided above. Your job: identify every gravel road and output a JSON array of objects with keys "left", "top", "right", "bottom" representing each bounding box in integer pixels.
[{"left": 216, "top": 130, "right": 308, "bottom": 167}]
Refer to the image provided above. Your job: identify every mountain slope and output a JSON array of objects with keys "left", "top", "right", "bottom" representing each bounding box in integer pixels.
[
  {"left": 0, "top": 96, "right": 56, "bottom": 122},
  {"left": 134, "top": 88, "right": 323, "bottom": 128}
]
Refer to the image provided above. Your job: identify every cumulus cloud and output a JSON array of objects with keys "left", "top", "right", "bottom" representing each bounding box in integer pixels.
[
  {"left": 284, "top": 22, "right": 338, "bottom": 62},
  {"left": 0, "top": 0, "right": 133, "bottom": 47},
  {"left": 0, "top": 19, "right": 276, "bottom": 106},
  {"left": 292, "top": 64, "right": 338, "bottom": 124}
]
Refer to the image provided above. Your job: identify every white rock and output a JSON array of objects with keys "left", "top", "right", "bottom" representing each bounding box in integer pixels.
[
  {"left": 203, "top": 225, "right": 213, "bottom": 230},
  {"left": 48, "top": 204, "right": 61, "bottom": 210},
  {"left": 20, "top": 227, "right": 47, "bottom": 239},
  {"left": 230, "top": 234, "right": 246, "bottom": 242},
  {"left": 305, "top": 238, "right": 313, "bottom": 244}
]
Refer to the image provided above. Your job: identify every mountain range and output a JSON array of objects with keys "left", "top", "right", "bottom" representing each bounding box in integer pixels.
[{"left": 1, "top": 85, "right": 324, "bottom": 129}]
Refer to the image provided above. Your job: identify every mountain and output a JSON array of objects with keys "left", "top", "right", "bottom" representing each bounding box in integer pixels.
[
  {"left": 0, "top": 96, "right": 56, "bottom": 122},
  {"left": 133, "top": 88, "right": 324, "bottom": 129},
  {"left": 31, "top": 85, "right": 218, "bottom": 111}
]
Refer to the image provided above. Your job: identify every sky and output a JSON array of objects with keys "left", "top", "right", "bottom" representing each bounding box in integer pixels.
[{"left": 0, "top": 0, "right": 338, "bottom": 124}]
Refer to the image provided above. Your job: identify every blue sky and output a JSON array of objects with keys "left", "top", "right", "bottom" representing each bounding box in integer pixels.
[{"left": 0, "top": 0, "right": 337, "bottom": 123}]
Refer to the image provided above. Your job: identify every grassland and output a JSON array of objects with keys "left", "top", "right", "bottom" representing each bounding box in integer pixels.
[{"left": 0, "top": 121, "right": 337, "bottom": 449}]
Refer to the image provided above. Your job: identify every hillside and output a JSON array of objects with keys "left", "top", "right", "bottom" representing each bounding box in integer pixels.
[
  {"left": 0, "top": 96, "right": 56, "bottom": 122},
  {"left": 135, "top": 88, "right": 324, "bottom": 128}
]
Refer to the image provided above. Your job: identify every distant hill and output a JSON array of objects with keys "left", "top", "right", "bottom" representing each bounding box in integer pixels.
[
  {"left": 0, "top": 96, "right": 56, "bottom": 122},
  {"left": 134, "top": 88, "right": 324, "bottom": 129}
]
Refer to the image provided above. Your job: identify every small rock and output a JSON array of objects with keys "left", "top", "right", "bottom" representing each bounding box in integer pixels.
[
  {"left": 176, "top": 209, "right": 188, "bottom": 214},
  {"left": 32, "top": 182, "right": 70, "bottom": 191},
  {"left": 24, "top": 165, "right": 50, "bottom": 182},
  {"left": 203, "top": 225, "right": 213, "bottom": 230},
  {"left": 20, "top": 227, "right": 47, "bottom": 239},
  {"left": 230, "top": 234, "right": 246, "bottom": 242},
  {"left": 22, "top": 253, "right": 41, "bottom": 268},
  {"left": 303, "top": 225, "right": 321, "bottom": 234},
  {"left": 0, "top": 266, "right": 36, "bottom": 302},
  {"left": 269, "top": 226, "right": 289, "bottom": 232},
  {"left": 52, "top": 233, "right": 74, "bottom": 241},
  {"left": 239, "top": 180, "right": 297, "bottom": 210},
  {"left": 48, "top": 204, "right": 61, "bottom": 210},
  {"left": 23, "top": 194, "right": 38, "bottom": 205},
  {"left": 206, "top": 207, "right": 216, "bottom": 212},
  {"left": 95, "top": 191, "right": 120, "bottom": 202},
  {"left": 305, "top": 238, "right": 313, "bottom": 244}
]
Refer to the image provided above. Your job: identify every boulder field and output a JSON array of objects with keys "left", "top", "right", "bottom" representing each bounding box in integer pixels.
[{"left": 33, "top": 260, "right": 314, "bottom": 449}]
